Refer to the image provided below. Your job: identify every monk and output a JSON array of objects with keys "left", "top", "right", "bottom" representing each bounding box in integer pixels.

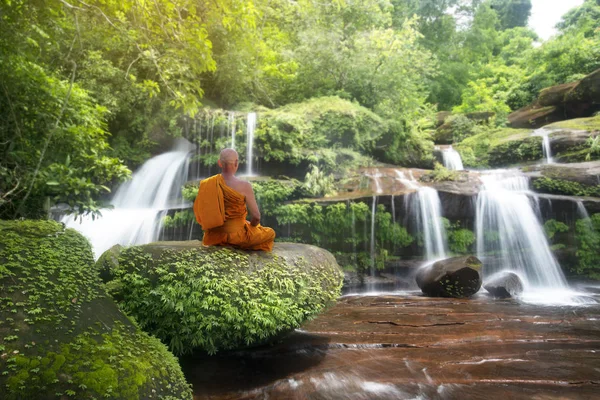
[{"left": 193, "top": 148, "right": 276, "bottom": 251}]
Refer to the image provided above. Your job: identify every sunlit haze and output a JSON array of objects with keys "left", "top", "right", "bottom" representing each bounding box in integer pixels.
[{"left": 529, "top": 0, "right": 584, "bottom": 41}]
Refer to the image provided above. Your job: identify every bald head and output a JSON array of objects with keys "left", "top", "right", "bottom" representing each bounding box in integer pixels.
[
  {"left": 220, "top": 148, "right": 238, "bottom": 163},
  {"left": 218, "top": 148, "right": 239, "bottom": 175}
]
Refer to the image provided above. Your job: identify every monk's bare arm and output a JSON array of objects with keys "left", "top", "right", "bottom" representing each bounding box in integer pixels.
[{"left": 243, "top": 182, "right": 261, "bottom": 226}]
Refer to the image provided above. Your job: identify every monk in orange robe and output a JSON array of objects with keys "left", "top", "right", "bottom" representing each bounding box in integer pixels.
[{"left": 193, "top": 148, "right": 275, "bottom": 251}]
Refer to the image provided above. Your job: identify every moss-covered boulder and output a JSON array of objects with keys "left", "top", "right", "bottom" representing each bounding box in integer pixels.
[
  {"left": 526, "top": 161, "right": 600, "bottom": 198},
  {"left": 101, "top": 241, "right": 344, "bottom": 355},
  {"left": 416, "top": 256, "right": 482, "bottom": 298},
  {"left": 0, "top": 220, "right": 192, "bottom": 400},
  {"left": 453, "top": 127, "right": 540, "bottom": 168}
]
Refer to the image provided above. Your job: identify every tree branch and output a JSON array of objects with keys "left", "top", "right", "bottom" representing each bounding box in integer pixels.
[{"left": 15, "top": 60, "right": 77, "bottom": 218}]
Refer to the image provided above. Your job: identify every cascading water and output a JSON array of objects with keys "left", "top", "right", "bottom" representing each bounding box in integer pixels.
[
  {"left": 532, "top": 127, "right": 554, "bottom": 164},
  {"left": 441, "top": 146, "right": 464, "bottom": 171},
  {"left": 475, "top": 171, "right": 567, "bottom": 289},
  {"left": 229, "top": 112, "right": 236, "bottom": 149},
  {"left": 61, "top": 138, "right": 194, "bottom": 259},
  {"left": 396, "top": 170, "right": 448, "bottom": 260},
  {"left": 246, "top": 112, "right": 256, "bottom": 176},
  {"left": 370, "top": 196, "right": 377, "bottom": 277}
]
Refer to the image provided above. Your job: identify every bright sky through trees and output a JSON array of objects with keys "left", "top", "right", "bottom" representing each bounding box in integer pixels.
[{"left": 529, "top": 0, "right": 584, "bottom": 40}]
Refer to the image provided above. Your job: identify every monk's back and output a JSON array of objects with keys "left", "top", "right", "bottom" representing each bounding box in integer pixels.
[{"left": 222, "top": 176, "right": 248, "bottom": 197}]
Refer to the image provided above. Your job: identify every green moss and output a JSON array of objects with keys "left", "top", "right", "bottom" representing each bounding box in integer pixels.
[
  {"left": 547, "top": 115, "right": 600, "bottom": 132},
  {"left": 108, "top": 244, "right": 344, "bottom": 355},
  {"left": 454, "top": 127, "right": 534, "bottom": 168},
  {"left": 0, "top": 220, "right": 192, "bottom": 400},
  {"left": 575, "top": 214, "right": 600, "bottom": 280},
  {"left": 421, "top": 162, "right": 459, "bottom": 182},
  {"left": 532, "top": 177, "right": 600, "bottom": 197}
]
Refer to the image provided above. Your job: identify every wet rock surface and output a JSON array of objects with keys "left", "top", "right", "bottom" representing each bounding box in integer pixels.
[{"left": 182, "top": 292, "right": 600, "bottom": 399}]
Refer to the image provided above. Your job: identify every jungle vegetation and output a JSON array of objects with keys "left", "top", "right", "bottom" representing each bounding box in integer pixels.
[{"left": 1, "top": 0, "right": 599, "bottom": 219}]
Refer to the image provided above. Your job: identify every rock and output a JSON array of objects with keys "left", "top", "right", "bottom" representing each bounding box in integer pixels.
[
  {"left": 537, "top": 81, "right": 578, "bottom": 107},
  {"left": 484, "top": 272, "right": 524, "bottom": 298},
  {"left": 508, "top": 105, "right": 563, "bottom": 129},
  {"left": 565, "top": 68, "right": 600, "bottom": 118},
  {"left": 101, "top": 241, "right": 344, "bottom": 355},
  {"left": 0, "top": 220, "right": 192, "bottom": 400},
  {"left": 509, "top": 69, "right": 600, "bottom": 128},
  {"left": 415, "top": 255, "right": 482, "bottom": 298}
]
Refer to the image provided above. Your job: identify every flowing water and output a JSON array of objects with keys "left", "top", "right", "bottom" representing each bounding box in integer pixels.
[
  {"left": 228, "top": 112, "right": 236, "bottom": 149},
  {"left": 441, "top": 145, "right": 464, "bottom": 170},
  {"left": 532, "top": 127, "right": 554, "bottom": 164},
  {"left": 246, "top": 112, "right": 256, "bottom": 176},
  {"left": 396, "top": 170, "right": 447, "bottom": 260},
  {"left": 61, "top": 138, "right": 194, "bottom": 259},
  {"left": 475, "top": 171, "right": 569, "bottom": 294}
]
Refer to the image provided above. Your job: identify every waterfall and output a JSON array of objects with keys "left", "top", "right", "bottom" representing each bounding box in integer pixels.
[
  {"left": 475, "top": 171, "right": 567, "bottom": 289},
  {"left": 246, "top": 112, "right": 256, "bottom": 176},
  {"left": 396, "top": 170, "right": 447, "bottom": 260},
  {"left": 62, "top": 138, "right": 194, "bottom": 259},
  {"left": 370, "top": 196, "right": 377, "bottom": 276},
  {"left": 532, "top": 128, "right": 554, "bottom": 164},
  {"left": 366, "top": 169, "right": 383, "bottom": 194},
  {"left": 229, "top": 112, "right": 236, "bottom": 150},
  {"left": 441, "top": 146, "right": 464, "bottom": 171}
]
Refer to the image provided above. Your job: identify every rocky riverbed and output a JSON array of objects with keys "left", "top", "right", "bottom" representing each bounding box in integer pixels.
[{"left": 183, "top": 288, "right": 600, "bottom": 399}]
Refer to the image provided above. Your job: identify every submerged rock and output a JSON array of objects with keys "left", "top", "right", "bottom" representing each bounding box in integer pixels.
[
  {"left": 100, "top": 241, "right": 344, "bottom": 355},
  {"left": 0, "top": 220, "right": 192, "bottom": 400},
  {"left": 416, "top": 256, "right": 482, "bottom": 298},
  {"left": 484, "top": 271, "right": 525, "bottom": 298}
]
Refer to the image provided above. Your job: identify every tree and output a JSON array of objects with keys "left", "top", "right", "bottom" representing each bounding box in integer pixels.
[{"left": 490, "top": 0, "right": 532, "bottom": 30}]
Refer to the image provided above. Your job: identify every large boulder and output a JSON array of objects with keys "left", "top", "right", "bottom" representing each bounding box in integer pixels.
[
  {"left": 100, "top": 241, "right": 344, "bottom": 355},
  {"left": 526, "top": 161, "right": 600, "bottom": 200},
  {"left": 509, "top": 69, "right": 600, "bottom": 128},
  {"left": 0, "top": 220, "right": 192, "bottom": 400},
  {"left": 484, "top": 272, "right": 524, "bottom": 299},
  {"left": 416, "top": 256, "right": 482, "bottom": 298}
]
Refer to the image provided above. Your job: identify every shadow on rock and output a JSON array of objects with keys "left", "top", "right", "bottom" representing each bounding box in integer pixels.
[{"left": 180, "top": 331, "right": 332, "bottom": 397}]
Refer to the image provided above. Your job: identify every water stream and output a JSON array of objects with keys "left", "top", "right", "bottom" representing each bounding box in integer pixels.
[
  {"left": 61, "top": 138, "right": 194, "bottom": 259},
  {"left": 441, "top": 146, "right": 464, "bottom": 170},
  {"left": 475, "top": 171, "right": 567, "bottom": 291},
  {"left": 246, "top": 112, "right": 256, "bottom": 176},
  {"left": 532, "top": 127, "right": 554, "bottom": 164}
]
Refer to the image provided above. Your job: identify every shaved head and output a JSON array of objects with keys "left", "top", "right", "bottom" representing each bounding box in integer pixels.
[{"left": 220, "top": 148, "right": 238, "bottom": 163}]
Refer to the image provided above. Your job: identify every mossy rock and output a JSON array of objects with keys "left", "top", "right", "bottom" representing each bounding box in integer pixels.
[
  {"left": 416, "top": 256, "right": 482, "bottom": 298},
  {"left": 101, "top": 241, "right": 344, "bottom": 355},
  {"left": 0, "top": 220, "right": 192, "bottom": 400}
]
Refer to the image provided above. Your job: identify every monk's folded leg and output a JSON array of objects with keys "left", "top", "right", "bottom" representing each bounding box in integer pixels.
[{"left": 237, "top": 224, "right": 276, "bottom": 251}]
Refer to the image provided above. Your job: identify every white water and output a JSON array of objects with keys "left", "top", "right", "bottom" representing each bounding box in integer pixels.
[
  {"left": 370, "top": 196, "right": 377, "bottom": 276},
  {"left": 441, "top": 146, "right": 464, "bottom": 171},
  {"left": 246, "top": 112, "right": 256, "bottom": 176},
  {"left": 396, "top": 170, "right": 447, "bottom": 260},
  {"left": 476, "top": 171, "right": 567, "bottom": 289},
  {"left": 229, "top": 112, "right": 236, "bottom": 149},
  {"left": 62, "top": 138, "right": 194, "bottom": 259},
  {"left": 366, "top": 169, "right": 383, "bottom": 194},
  {"left": 532, "top": 128, "right": 554, "bottom": 164}
]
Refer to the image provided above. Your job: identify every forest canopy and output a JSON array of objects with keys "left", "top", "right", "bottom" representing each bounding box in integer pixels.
[{"left": 1, "top": 0, "right": 599, "bottom": 218}]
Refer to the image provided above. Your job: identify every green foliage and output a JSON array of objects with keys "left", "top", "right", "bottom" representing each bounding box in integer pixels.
[
  {"left": 445, "top": 114, "right": 482, "bottom": 143},
  {"left": 490, "top": 0, "right": 532, "bottom": 30},
  {"left": 454, "top": 127, "right": 540, "bottom": 168},
  {"left": 272, "top": 201, "right": 412, "bottom": 276},
  {"left": 302, "top": 165, "right": 336, "bottom": 198},
  {"left": 422, "top": 162, "right": 459, "bottom": 182},
  {"left": 162, "top": 210, "right": 196, "bottom": 229},
  {"left": 443, "top": 219, "right": 476, "bottom": 254},
  {"left": 108, "top": 245, "right": 343, "bottom": 355},
  {"left": 543, "top": 219, "right": 570, "bottom": 240},
  {"left": 0, "top": 220, "right": 192, "bottom": 399},
  {"left": 253, "top": 179, "right": 301, "bottom": 215},
  {"left": 574, "top": 213, "right": 600, "bottom": 279},
  {"left": 533, "top": 177, "right": 600, "bottom": 198}
]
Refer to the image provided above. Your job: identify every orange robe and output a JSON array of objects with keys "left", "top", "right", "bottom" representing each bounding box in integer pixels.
[{"left": 193, "top": 174, "right": 275, "bottom": 251}]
